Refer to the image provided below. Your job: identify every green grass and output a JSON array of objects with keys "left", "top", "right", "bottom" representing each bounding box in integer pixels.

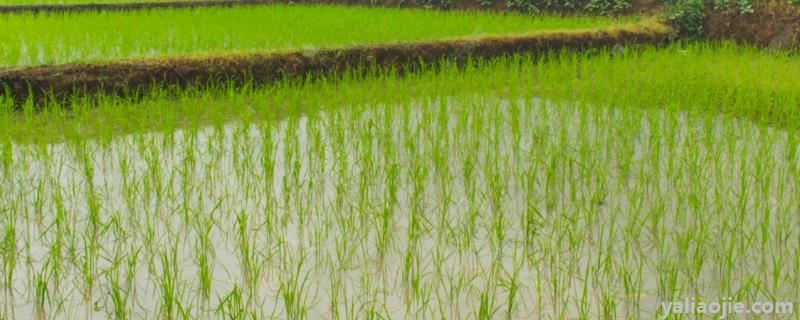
[
  {"left": 0, "top": 4, "right": 634, "bottom": 68},
  {"left": 1, "top": 43, "right": 799, "bottom": 319}
]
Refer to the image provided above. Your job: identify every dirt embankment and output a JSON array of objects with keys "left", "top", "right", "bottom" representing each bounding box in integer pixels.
[
  {"left": 0, "top": 22, "right": 672, "bottom": 105},
  {"left": 705, "top": 3, "right": 800, "bottom": 49}
]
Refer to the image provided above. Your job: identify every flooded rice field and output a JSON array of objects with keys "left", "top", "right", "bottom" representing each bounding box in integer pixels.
[{"left": 1, "top": 96, "right": 799, "bottom": 319}]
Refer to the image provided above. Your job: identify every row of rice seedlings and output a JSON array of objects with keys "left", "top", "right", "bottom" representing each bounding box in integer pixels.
[
  {"left": 1, "top": 92, "right": 799, "bottom": 318},
  {"left": 0, "top": 4, "right": 633, "bottom": 67},
  {"left": 3, "top": 42, "right": 798, "bottom": 145}
]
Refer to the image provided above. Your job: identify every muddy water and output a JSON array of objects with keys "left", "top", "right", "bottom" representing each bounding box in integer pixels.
[{"left": 1, "top": 97, "right": 798, "bottom": 319}]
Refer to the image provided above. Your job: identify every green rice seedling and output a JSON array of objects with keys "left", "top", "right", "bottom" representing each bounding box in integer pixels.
[
  {"left": 401, "top": 242, "right": 419, "bottom": 313},
  {"left": 192, "top": 212, "right": 214, "bottom": 305},
  {"left": 328, "top": 263, "right": 342, "bottom": 319},
  {"left": 106, "top": 250, "right": 130, "bottom": 320},
  {"left": 577, "top": 262, "right": 591, "bottom": 319},
  {"left": 121, "top": 245, "right": 140, "bottom": 311},
  {"left": 501, "top": 245, "right": 523, "bottom": 320},
  {"left": 1, "top": 141, "right": 11, "bottom": 174},
  {"left": 375, "top": 205, "right": 394, "bottom": 264},
  {"left": 236, "top": 209, "right": 265, "bottom": 306},
  {"left": 1, "top": 208, "right": 17, "bottom": 295},
  {"left": 78, "top": 232, "right": 98, "bottom": 318},
  {"left": 476, "top": 267, "right": 499, "bottom": 319},
  {"left": 279, "top": 254, "right": 311, "bottom": 320},
  {"left": 157, "top": 245, "right": 183, "bottom": 320},
  {"left": 32, "top": 262, "right": 50, "bottom": 320},
  {"left": 215, "top": 285, "right": 250, "bottom": 320},
  {"left": 46, "top": 186, "right": 67, "bottom": 294}
]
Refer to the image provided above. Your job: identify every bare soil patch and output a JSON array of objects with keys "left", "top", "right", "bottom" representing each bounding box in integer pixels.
[{"left": 706, "top": 3, "right": 800, "bottom": 49}]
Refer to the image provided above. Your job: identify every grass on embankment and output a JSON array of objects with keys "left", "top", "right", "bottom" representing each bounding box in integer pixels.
[{"left": 0, "top": 4, "right": 637, "bottom": 68}]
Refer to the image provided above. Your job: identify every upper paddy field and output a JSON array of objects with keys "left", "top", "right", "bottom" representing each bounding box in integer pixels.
[{"left": 0, "top": 5, "right": 634, "bottom": 68}]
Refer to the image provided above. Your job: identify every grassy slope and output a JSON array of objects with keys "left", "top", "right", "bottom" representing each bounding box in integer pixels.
[{"left": 0, "top": 4, "right": 634, "bottom": 67}]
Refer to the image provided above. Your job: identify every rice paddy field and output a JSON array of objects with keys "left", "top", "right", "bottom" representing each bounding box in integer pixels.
[
  {"left": 1, "top": 3, "right": 799, "bottom": 320},
  {"left": 0, "top": 5, "right": 632, "bottom": 68}
]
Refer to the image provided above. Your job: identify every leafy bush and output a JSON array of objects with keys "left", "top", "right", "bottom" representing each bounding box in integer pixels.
[
  {"left": 736, "top": 0, "right": 754, "bottom": 13},
  {"left": 665, "top": 0, "right": 707, "bottom": 37},
  {"left": 421, "top": 0, "right": 456, "bottom": 9},
  {"left": 585, "top": 0, "right": 631, "bottom": 14},
  {"left": 664, "top": 0, "right": 770, "bottom": 38},
  {"left": 505, "top": 0, "right": 543, "bottom": 13}
]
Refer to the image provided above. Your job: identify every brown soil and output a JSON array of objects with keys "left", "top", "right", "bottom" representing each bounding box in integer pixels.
[
  {"left": 0, "top": 0, "right": 662, "bottom": 15},
  {"left": 705, "top": 3, "right": 800, "bottom": 49},
  {"left": 628, "top": 0, "right": 661, "bottom": 15},
  {"left": 0, "top": 22, "right": 672, "bottom": 106}
]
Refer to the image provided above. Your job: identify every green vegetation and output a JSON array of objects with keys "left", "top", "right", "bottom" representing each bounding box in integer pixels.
[
  {"left": 2, "top": 43, "right": 799, "bottom": 319},
  {"left": 663, "top": 0, "right": 798, "bottom": 37},
  {"left": 0, "top": 5, "right": 633, "bottom": 67},
  {"left": 0, "top": 0, "right": 797, "bottom": 317},
  {"left": 662, "top": 0, "right": 715, "bottom": 37},
  {"left": 3, "top": 43, "right": 798, "bottom": 140},
  {"left": 1, "top": 0, "right": 634, "bottom": 15}
]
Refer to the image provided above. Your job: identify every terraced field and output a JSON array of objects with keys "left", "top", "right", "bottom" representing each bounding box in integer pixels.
[
  {"left": 1, "top": 3, "right": 798, "bottom": 320},
  {"left": 0, "top": 5, "right": 633, "bottom": 67}
]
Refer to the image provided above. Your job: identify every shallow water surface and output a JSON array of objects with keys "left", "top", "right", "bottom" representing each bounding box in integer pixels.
[{"left": 1, "top": 97, "right": 799, "bottom": 319}]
